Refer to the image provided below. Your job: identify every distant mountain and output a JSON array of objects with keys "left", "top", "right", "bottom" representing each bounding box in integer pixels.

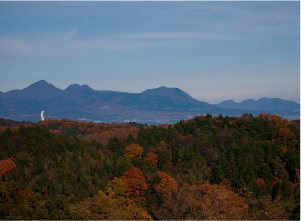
[
  {"left": 142, "top": 86, "right": 192, "bottom": 98},
  {"left": 0, "top": 81, "right": 225, "bottom": 123},
  {"left": 0, "top": 81, "right": 299, "bottom": 123},
  {"left": 215, "top": 97, "right": 300, "bottom": 111},
  {"left": 0, "top": 80, "right": 62, "bottom": 101}
]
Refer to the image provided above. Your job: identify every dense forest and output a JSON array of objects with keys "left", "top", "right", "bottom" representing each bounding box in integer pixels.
[{"left": 0, "top": 113, "right": 299, "bottom": 220}]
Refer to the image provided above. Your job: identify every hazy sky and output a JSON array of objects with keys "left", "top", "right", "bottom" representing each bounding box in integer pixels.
[{"left": 0, "top": 1, "right": 300, "bottom": 104}]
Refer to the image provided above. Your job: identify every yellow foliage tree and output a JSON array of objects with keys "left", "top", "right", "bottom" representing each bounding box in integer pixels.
[
  {"left": 124, "top": 144, "right": 143, "bottom": 159},
  {"left": 105, "top": 177, "right": 127, "bottom": 198},
  {"left": 71, "top": 190, "right": 152, "bottom": 220},
  {"left": 271, "top": 114, "right": 283, "bottom": 125},
  {"left": 158, "top": 140, "right": 167, "bottom": 149}
]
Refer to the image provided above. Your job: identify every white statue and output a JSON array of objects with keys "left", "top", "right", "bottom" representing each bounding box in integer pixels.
[{"left": 41, "top": 111, "right": 44, "bottom": 121}]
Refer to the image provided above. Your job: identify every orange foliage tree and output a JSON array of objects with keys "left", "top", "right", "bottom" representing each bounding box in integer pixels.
[
  {"left": 42, "top": 186, "right": 50, "bottom": 196},
  {"left": 256, "top": 178, "right": 265, "bottom": 188},
  {"left": 219, "top": 179, "right": 232, "bottom": 190},
  {"left": 121, "top": 166, "right": 148, "bottom": 198},
  {"left": 278, "top": 127, "right": 292, "bottom": 138},
  {"left": 123, "top": 144, "right": 143, "bottom": 159},
  {"left": 23, "top": 187, "right": 34, "bottom": 199},
  {"left": 186, "top": 184, "right": 247, "bottom": 220},
  {"left": 258, "top": 113, "right": 272, "bottom": 120},
  {"left": 154, "top": 171, "right": 178, "bottom": 195},
  {"left": 0, "top": 158, "right": 16, "bottom": 180},
  {"left": 144, "top": 148, "right": 158, "bottom": 167}
]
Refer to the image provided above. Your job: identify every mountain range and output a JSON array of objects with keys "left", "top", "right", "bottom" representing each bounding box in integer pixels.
[
  {"left": 0, "top": 80, "right": 299, "bottom": 124},
  {"left": 214, "top": 98, "right": 299, "bottom": 112}
]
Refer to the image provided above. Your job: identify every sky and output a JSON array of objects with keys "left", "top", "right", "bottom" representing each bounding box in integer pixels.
[{"left": 0, "top": 1, "right": 300, "bottom": 104}]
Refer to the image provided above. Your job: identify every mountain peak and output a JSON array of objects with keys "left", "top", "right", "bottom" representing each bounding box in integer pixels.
[
  {"left": 27, "top": 80, "right": 53, "bottom": 89},
  {"left": 141, "top": 86, "right": 190, "bottom": 98},
  {"left": 215, "top": 97, "right": 300, "bottom": 111},
  {"left": 34, "top": 80, "right": 48, "bottom": 84},
  {"left": 65, "top": 84, "right": 93, "bottom": 92},
  {"left": 1, "top": 80, "right": 62, "bottom": 101}
]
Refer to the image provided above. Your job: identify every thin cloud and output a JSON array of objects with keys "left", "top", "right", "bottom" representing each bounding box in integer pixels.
[
  {"left": 112, "top": 32, "right": 244, "bottom": 40},
  {"left": 73, "top": 38, "right": 157, "bottom": 50},
  {"left": 0, "top": 28, "right": 245, "bottom": 61},
  {"left": 148, "top": 3, "right": 299, "bottom": 36}
]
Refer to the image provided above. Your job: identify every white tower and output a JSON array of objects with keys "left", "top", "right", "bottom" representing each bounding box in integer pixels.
[{"left": 41, "top": 111, "right": 44, "bottom": 121}]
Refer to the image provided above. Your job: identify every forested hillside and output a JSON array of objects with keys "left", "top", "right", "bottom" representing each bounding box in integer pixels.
[{"left": 0, "top": 114, "right": 299, "bottom": 220}]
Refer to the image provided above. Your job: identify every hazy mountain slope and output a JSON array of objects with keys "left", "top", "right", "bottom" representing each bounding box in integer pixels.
[
  {"left": 0, "top": 80, "right": 62, "bottom": 101},
  {"left": 1, "top": 80, "right": 299, "bottom": 123},
  {"left": 215, "top": 97, "right": 300, "bottom": 111},
  {"left": 0, "top": 81, "right": 222, "bottom": 121}
]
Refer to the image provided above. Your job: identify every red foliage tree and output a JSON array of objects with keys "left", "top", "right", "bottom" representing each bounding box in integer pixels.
[
  {"left": 256, "top": 178, "right": 265, "bottom": 188},
  {"left": 144, "top": 150, "right": 158, "bottom": 167},
  {"left": 258, "top": 113, "right": 272, "bottom": 120},
  {"left": 154, "top": 171, "right": 178, "bottom": 195},
  {"left": 121, "top": 166, "right": 148, "bottom": 198},
  {"left": 42, "top": 186, "right": 49, "bottom": 196},
  {"left": 272, "top": 177, "right": 280, "bottom": 187},
  {"left": 0, "top": 158, "right": 16, "bottom": 180}
]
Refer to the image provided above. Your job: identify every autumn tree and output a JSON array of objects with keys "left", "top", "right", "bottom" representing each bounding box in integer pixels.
[
  {"left": 219, "top": 179, "right": 232, "bottom": 190},
  {"left": 71, "top": 181, "right": 151, "bottom": 220},
  {"left": 23, "top": 187, "right": 34, "bottom": 199},
  {"left": 0, "top": 158, "right": 16, "bottom": 180},
  {"left": 144, "top": 148, "right": 158, "bottom": 167},
  {"left": 244, "top": 194, "right": 289, "bottom": 220},
  {"left": 154, "top": 171, "right": 178, "bottom": 195},
  {"left": 278, "top": 127, "right": 292, "bottom": 138},
  {"left": 152, "top": 181, "right": 247, "bottom": 220},
  {"left": 186, "top": 184, "right": 248, "bottom": 220},
  {"left": 258, "top": 113, "right": 272, "bottom": 120},
  {"left": 123, "top": 144, "right": 143, "bottom": 159},
  {"left": 105, "top": 177, "right": 127, "bottom": 198},
  {"left": 42, "top": 186, "right": 50, "bottom": 196},
  {"left": 271, "top": 114, "right": 283, "bottom": 125},
  {"left": 120, "top": 166, "right": 148, "bottom": 198}
]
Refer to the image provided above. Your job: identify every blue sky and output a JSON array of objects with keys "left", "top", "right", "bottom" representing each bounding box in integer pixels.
[{"left": 0, "top": 1, "right": 299, "bottom": 104}]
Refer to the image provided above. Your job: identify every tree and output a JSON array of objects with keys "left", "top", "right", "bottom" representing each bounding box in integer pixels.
[
  {"left": 157, "top": 148, "right": 172, "bottom": 170},
  {"left": 186, "top": 184, "right": 248, "bottom": 220},
  {"left": 123, "top": 144, "right": 143, "bottom": 160},
  {"left": 71, "top": 183, "right": 151, "bottom": 220},
  {"left": 271, "top": 115, "right": 283, "bottom": 125},
  {"left": 23, "top": 187, "right": 34, "bottom": 199},
  {"left": 154, "top": 171, "right": 177, "bottom": 195},
  {"left": 105, "top": 177, "right": 127, "bottom": 198},
  {"left": 158, "top": 140, "right": 167, "bottom": 149},
  {"left": 121, "top": 166, "right": 148, "bottom": 198},
  {"left": 152, "top": 182, "right": 247, "bottom": 220},
  {"left": 42, "top": 186, "right": 49, "bottom": 196},
  {"left": 143, "top": 148, "right": 158, "bottom": 167},
  {"left": 278, "top": 127, "right": 292, "bottom": 138},
  {"left": 0, "top": 158, "right": 16, "bottom": 180}
]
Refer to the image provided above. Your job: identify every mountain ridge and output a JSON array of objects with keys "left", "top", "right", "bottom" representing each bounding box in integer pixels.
[
  {"left": 0, "top": 80, "right": 224, "bottom": 123},
  {"left": 0, "top": 80, "right": 299, "bottom": 123},
  {"left": 215, "top": 97, "right": 300, "bottom": 111}
]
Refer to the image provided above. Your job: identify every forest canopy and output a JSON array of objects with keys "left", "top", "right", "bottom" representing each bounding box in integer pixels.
[{"left": 0, "top": 113, "right": 299, "bottom": 220}]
